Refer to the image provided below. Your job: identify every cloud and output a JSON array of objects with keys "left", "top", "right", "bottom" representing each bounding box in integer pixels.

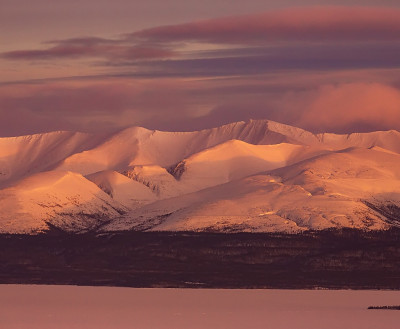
[
  {"left": 129, "top": 42, "right": 400, "bottom": 78},
  {"left": 4, "top": 6, "right": 400, "bottom": 66},
  {"left": 1, "top": 73, "right": 400, "bottom": 137},
  {"left": 6, "top": 41, "right": 400, "bottom": 77},
  {"left": 2, "top": 6, "right": 400, "bottom": 137},
  {"left": 132, "top": 6, "right": 400, "bottom": 44},
  {"left": 0, "top": 78, "right": 199, "bottom": 136},
  {"left": 1, "top": 36, "right": 175, "bottom": 61},
  {"left": 298, "top": 83, "right": 400, "bottom": 132},
  {"left": 141, "top": 81, "right": 400, "bottom": 134}
]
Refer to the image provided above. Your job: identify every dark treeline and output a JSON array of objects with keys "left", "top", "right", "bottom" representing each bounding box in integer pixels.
[{"left": 1, "top": 228, "right": 400, "bottom": 289}]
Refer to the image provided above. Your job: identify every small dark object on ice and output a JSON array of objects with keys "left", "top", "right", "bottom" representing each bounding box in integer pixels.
[{"left": 368, "top": 305, "right": 400, "bottom": 310}]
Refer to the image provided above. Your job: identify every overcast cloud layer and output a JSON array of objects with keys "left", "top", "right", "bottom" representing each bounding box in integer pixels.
[{"left": 1, "top": 4, "right": 400, "bottom": 136}]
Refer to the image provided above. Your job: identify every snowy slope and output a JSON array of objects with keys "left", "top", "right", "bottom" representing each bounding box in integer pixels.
[
  {"left": 54, "top": 120, "right": 400, "bottom": 180},
  {"left": 2, "top": 120, "right": 397, "bottom": 181},
  {"left": 105, "top": 147, "right": 400, "bottom": 233},
  {"left": 122, "top": 165, "right": 187, "bottom": 199},
  {"left": 53, "top": 120, "right": 330, "bottom": 176},
  {"left": 0, "top": 120, "right": 399, "bottom": 234},
  {"left": 0, "top": 171, "right": 125, "bottom": 234},
  {"left": 317, "top": 130, "right": 400, "bottom": 154},
  {"left": 168, "top": 140, "right": 325, "bottom": 194},
  {"left": 120, "top": 141, "right": 326, "bottom": 198},
  {"left": 0, "top": 131, "right": 105, "bottom": 188},
  {"left": 86, "top": 170, "right": 157, "bottom": 208},
  {"left": 104, "top": 173, "right": 389, "bottom": 233}
]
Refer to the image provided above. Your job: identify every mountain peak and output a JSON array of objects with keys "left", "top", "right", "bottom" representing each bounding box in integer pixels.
[{"left": 1, "top": 120, "right": 400, "bottom": 234}]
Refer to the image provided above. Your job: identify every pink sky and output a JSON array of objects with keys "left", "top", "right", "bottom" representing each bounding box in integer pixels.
[{"left": 1, "top": 2, "right": 400, "bottom": 136}]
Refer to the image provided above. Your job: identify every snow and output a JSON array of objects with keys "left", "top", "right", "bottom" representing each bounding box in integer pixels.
[
  {"left": 0, "top": 171, "right": 125, "bottom": 234},
  {"left": 2, "top": 285, "right": 400, "bottom": 329},
  {"left": 1, "top": 119, "right": 400, "bottom": 234},
  {"left": 86, "top": 170, "right": 156, "bottom": 208},
  {"left": 175, "top": 140, "right": 322, "bottom": 193},
  {"left": 53, "top": 120, "right": 323, "bottom": 176},
  {"left": 105, "top": 147, "right": 400, "bottom": 233},
  {"left": 122, "top": 165, "right": 187, "bottom": 198},
  {"left": 317, "top": 130, "right": 400, "bottom": 153},
  {"left": 0, "top": 131, "right": 104, "bottom": 188},
  {"left": 105, "top": 172, "right": 390, "bottom": 233}
]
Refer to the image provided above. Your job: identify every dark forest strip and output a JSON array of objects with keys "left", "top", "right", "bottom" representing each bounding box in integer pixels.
[{"left": 1, "top": 229, "right": 400, "bottom": 289}]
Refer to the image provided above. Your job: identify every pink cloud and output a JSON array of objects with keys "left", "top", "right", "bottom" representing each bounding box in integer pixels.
[
  {"left": 0, "top": 79, "right": 193, "bottom": 115},
  {"left": 132, "top": 6, "right": 400, "bottom": 44},
  {"left": 298, "top": 83, "right": 400, "bottom": 132},
  {"left": 0, "top": 78, "right": 199, "bottom": 135},
  {"left": 5, "top": 6, "right": 400, "bottom": 63},
  {"left": 1, "top": 37, "right": 175, "bottom": 61},
  {"left": 1, "top": 75, "right": 400, "bottom": 137}
]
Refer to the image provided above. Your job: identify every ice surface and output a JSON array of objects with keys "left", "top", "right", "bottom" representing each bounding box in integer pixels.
[{"left": 1, "top": 285, "right": 399, "bottom": 329}]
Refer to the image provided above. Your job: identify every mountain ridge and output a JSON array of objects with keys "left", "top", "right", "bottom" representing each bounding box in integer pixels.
[{"left": 1, "top": 119, "right": 399, "bottom": 234}]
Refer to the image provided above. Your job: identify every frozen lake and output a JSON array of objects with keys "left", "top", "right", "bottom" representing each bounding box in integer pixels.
[{"left": 0, "top": 285, "right": 399, "bottom": 329}]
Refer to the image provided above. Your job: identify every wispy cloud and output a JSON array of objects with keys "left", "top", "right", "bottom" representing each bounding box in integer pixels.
[
  {"left": 131, "top": 6, "right": 400, "bottom": 44},
  {"left": 2, "top": 36, "right": 175, "bottom": 62},
  {"left": 3, "top": 6, "right": 400, "bottom": 67},
  {"left": 128, "top": 42, "right": 400, "bottom": 78}
]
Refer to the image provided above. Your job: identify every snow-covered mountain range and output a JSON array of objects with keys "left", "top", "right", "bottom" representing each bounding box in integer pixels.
[{"left": 1, "top": 120, "right": 399, "bottom": 234}]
